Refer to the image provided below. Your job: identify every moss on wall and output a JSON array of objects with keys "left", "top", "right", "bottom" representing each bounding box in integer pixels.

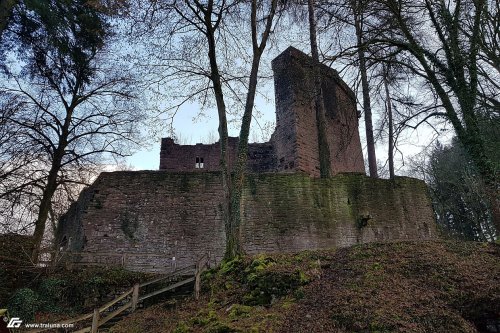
[
  {"left": 241, "top": 173, "right": 436, "bottom": 253},
  {"left": 58, "top": 171, "right": 437, "bottom": 273},
  {"left": 121, "top": 210, "right": 139, "bottom": 240}
]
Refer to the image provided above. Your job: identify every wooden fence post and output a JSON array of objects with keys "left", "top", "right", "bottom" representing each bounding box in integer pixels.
[
  {"left": 131, "top": 284, "right": 140, "bottom": 312},
  {"left": 194, "top": 263, "right": 201, "bottom": 300},
  {"left": 91, "top": 308, "right": 99, "bottom": 333}
]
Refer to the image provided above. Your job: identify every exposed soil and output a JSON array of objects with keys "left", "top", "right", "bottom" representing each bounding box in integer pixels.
[{"left": 110, "top": 240, "right": 500, "bottom": 333}]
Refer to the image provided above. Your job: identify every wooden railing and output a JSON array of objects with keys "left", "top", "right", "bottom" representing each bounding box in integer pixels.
[
  {"left": 54, "top": 250, "right": 194, "bottom": 273},
  {"left": 28, "top": 254, "right": 210, "bottom": 333}
]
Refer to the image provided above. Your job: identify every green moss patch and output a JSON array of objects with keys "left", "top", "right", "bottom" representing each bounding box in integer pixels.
[{"left": 111, "top": 241, "right": 498, "bottom": 333}]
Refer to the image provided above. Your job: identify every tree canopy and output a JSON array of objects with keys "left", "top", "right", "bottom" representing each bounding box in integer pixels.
[{"left": 0, "top": 0, "right": 143, "bottom": 259}]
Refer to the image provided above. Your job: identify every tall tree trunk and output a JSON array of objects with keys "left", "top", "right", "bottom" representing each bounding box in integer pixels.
[
  {"left": 383, "top": 66, "right": 395, "bottom": 179},
  {"left": 0, "top": 0, "right": 17, "bottom": 38},
  {"left": 31, "top": 153, "right": 63, "bottom": 263},
  {"left": 354, "top": 7, "right": 378, "bottom": 178},
  {"left": 308, "top": 0, "right": 331, "bottom": 178},
  {"left": 226, "top": 0, "right": 277, "bottom": 260},
  {"left": 456, "top": 98, "right": 500, "bottom": 234},
  {"left": 458, "top": 102, "right": 500, "bottom": 234},
  {"left": 31, "top": 95, "right": 73, "bottom": 261},
  {"left": 31, "top": 100, "right": 72, "bottom": 262},
  {"left": 228, "top": 56, "right": 261, "bottom": 260},
  {"left": 203, "top": 6, "right": 235, "bottom": 257}
]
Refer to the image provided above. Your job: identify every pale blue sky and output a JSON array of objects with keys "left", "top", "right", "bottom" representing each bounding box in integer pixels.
[
  {"left": 126, "top": 95, "right": 277, "bottom": 170},
  {"left": 125, "top": 89, "right": 450, "bottom": 175}
]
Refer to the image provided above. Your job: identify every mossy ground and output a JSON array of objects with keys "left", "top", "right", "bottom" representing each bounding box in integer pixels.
[{"left": 110, "top": 240, "right": 499, "bottom": 333}]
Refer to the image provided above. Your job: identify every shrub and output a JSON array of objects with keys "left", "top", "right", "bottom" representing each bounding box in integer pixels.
[
  {"left": 38, "top": 278, "right": 67, "bottom": 312},
  {"left": 8, "top": 288, "right": 40, "bottom": 321}
]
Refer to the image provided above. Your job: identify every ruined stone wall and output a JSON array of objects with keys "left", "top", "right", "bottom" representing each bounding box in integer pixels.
[
  {"left": 271, "top": 47, "right": 365, "bottom": 176},
  {"left": 160, "top": 47, "right": 364, "bottom": 177},
  {"left": 246, "top": 142, "right": 277, "bottom": 172},
  {"left": 58, "top": 171, "right": 437, "bottom": 273},
  {"left": 59, "top": 172, "right": 226, "bottom": 272},
  {"left": 159, "top": 137, "right": 237, "bottom": 172},
  {"left": 159, "top": 137, "right": 276, "bottom": 173},
  {"left": 241, "top": 173, "right": 436, "bottom": 252}
]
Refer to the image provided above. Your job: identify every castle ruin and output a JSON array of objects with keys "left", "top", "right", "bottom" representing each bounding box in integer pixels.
[
  {"left": 57, "top": 47, "right": 437, "bottom": 273},
  {"left": 159, "top": 47, "right": 365, "bottom": 176}
]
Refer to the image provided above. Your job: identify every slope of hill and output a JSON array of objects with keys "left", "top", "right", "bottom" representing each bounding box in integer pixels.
[{"left": 110, "top": 240, "right": 499, "bottom": 333}]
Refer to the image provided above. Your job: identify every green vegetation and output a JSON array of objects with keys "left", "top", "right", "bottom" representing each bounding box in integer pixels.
[
  {"left": 5, "top": 267, "right": 150, "bottom": 321},
  {"left": 424, "top": 136, "right": 499, "bottom": 241},
  {"left": 110, "top": 241, "right": 499, "bottom": 333},
  {"left": 121, "top": 211, "right": 140, "bottom": 240},
  {"left": 8, "top": 288, "right": 39, "bottom": 321}
]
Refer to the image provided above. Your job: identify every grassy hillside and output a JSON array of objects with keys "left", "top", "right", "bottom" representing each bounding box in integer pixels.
[{"left": 110, "top": 241, "right": 499, "bottom": 333}]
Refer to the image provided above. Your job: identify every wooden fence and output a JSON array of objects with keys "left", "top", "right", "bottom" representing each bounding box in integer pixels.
[
  {"left": 39, "top": 249, "right": 217, "bottom": 274},
  {"left": 28, "top": 254, "right": 209, "bottom": 333}
]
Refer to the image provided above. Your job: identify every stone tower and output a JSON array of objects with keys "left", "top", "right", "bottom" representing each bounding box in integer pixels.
[
  {"left": 271, "top": 46, "right": 365, "bottom": 176},
  {"left": 159, "top": 46, "right": 365, "bottom": 177}
]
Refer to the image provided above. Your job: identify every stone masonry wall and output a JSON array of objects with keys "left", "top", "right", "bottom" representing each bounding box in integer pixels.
[
  {"left": 271, "top": 47, "right": 365, "bottom": 176},
  {"left": 160, "top": 47, "right": 364, "bottom": 177},
  {"left": 159, "top": 137, "right": 238, "bottom": 172},
  {"left": 241, "top": 173, "right": 436, "bottom": 252},
  {"left": 159, "top": 137, "right": 277, "bottom": 173},
  {"left": 60, "top": 172, "right": 226, "bottom": 273},
  {"left": 58, "top": 171, "right": 437, "bottom": 273}
]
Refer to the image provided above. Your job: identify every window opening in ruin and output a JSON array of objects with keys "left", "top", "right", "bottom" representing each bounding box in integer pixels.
[
  {"left": 322, "top": 80, "right": 338, "bottom": 118},
  {"left": 196, "top": 157, "right": 204, "bottom": 169}
]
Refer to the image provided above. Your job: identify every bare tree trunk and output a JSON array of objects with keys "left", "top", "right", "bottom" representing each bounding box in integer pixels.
[
  {"left": 200, "top": 0, "right": 277, "bottom": 259},
  {"left": 383, "top": 66, "right": 395, "bottom": 179},
  {"left": 227, "top": 57, "right": 260, "bottom": 260},
  {"left": 354, "top": 7, "right": 378, "bottom": 178},
  {"left": 226, "top": 0, "right": 277, "bottom": 260},
  {"left": 308, "top": 0, "right": 331, "bottom": 178},
  {"left": 31, "top": 153, "right": 63, "bottom": 263},
  {"left": 0, "top": 0, "right": 17, "bottom": 38},
  {"left": 203, "top": 4, "right": 235, "bottom": 257},
  {"left": 32, "top": 101, "right": 72, "bottom": 262}
]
